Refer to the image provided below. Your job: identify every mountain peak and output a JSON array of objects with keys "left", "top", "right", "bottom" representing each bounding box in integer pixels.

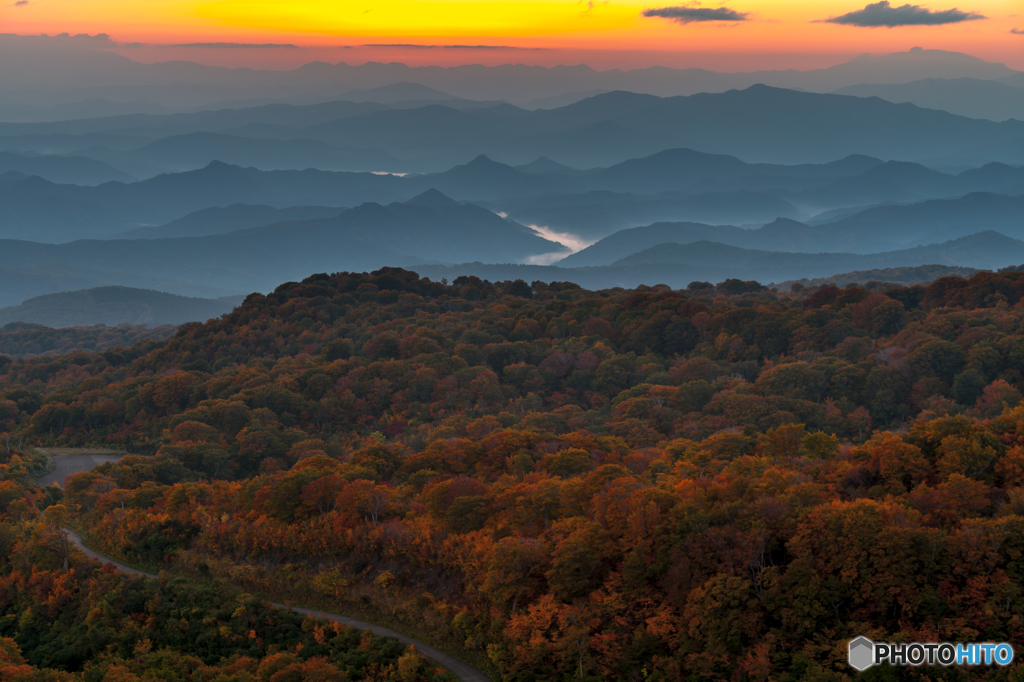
[
  {"left": 515, "top": 156, "right": 578, "bottom": 175},
  {"left": 201, "top": 160, "right": 240, "bottom": 173},
  {"left": 404, "top": 189, "right": 461, "bottom": 207},
  {"left": 466, "top": 154, "right": 502, "bottom": 167}
]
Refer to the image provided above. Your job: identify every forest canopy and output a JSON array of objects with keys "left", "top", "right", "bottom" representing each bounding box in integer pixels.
[{"left": 5, "top": 267, "right": 1024, "bottom": 681}]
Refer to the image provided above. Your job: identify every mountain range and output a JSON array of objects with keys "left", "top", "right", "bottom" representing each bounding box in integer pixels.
[
  {"left": 0, "top": 191, "right": 564, "bottom": 298},
  {"left": 0, "top": 44, "right": 1021, "bottom": 322},
  {"left": 553, "top": 192, "right": 1024, "bottom": 265},
  {"left": 834, "top": 77, "right": 1024, "bottom": 123},
  {"left": 3, "top": 144, "right": 1021, "bottom": 244},
  {"left": 4, "top": 85, "right": 1023, "bottom": 177},
  {"left": 414, "top": 232, "right": 1024, "bottom": 291},
  {"left": 3, "top": 38, "right": 1018, "bottom": 116}
]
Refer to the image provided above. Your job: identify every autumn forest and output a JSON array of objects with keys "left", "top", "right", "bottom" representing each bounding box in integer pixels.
[{"left": 5, "top": 268, "right": 1024, "bottom": 681}]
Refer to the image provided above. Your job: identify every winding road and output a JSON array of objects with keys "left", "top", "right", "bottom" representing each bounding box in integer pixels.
[{"left": 64, "top": 529, "right": 493, "bottom": 682}]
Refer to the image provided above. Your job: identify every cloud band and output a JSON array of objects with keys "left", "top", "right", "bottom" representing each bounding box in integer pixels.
[
  {"left": 824, "top": 1, "right": 984, "bottom": 27},
  {"left": 642, "top": 6, "right": 748, "bottom": 23}
]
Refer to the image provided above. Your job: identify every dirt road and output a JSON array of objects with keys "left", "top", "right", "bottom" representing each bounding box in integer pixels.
[
  {"left": 34, "top": 449, "right": 127, "bottom": 488},
  {"left": 63, "top": 529, "right": 493, "bottom": 682}
]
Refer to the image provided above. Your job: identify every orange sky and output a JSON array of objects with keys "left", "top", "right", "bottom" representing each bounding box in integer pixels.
[{"left": 3, "top": 0, "right": 1022, "bottom": 70}]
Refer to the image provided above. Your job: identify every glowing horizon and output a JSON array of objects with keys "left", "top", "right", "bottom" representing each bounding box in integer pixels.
[{"left": 3, "top": 0, "right": 1023, "bottom": 71}]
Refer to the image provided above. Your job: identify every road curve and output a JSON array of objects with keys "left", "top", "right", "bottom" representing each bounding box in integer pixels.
[{"left": 64, "top": 529, "right": 493, "bottom": 682}]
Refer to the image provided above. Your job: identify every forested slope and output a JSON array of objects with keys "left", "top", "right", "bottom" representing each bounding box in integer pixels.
[{"left": 4, "top": 268, "right": 1024, "bottom": 680}]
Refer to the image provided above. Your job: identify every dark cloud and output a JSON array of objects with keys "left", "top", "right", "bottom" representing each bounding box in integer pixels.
[
  {"left": 14, "top": 1, "right": 28, "bottom": 6},
  {"left": 1012, "top": 27, "right": 1024, "bottom": 34},
  {"left": 166, "top": 42, "right": 298, "bottom": 48},
  {"left": 824, "top": 1, "right": 984, "bottom": 27},
  {"left": 362, "top": 44, "right": 545, "bottom": 49},
  {"left": 642, "top": 6, "right": 749, "bottom": 23}
]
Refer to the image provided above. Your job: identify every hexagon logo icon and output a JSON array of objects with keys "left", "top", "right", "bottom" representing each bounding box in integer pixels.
[{"left": 849, "top": 636, "right": 874, "bottom": 671}]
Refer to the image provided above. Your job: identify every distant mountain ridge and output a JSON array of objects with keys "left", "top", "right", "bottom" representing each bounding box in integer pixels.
[
  {"left": 82, "top": 132, "right": 408, "bottom": 178},
  {"left": 0, "top": 191, "right": 564, "bottom": 301},
  {"left": 776, "top": 264, "right": 980, "bottom": 290},
  {"left": 0, "top": 151, "right": 133, "bottom": 185},
  {"left": 559, "top": 192, "right": 1024, "bottom": 266},
  {"left": 414, "top": 231, "right": 1024, "bottom": 291},
  {"left": 4, "top": 145, "right": 1020, "bottom": 244},
  {"left": 608, "top": 232, "right": 1024, "bottom": 271},
  {"left": 2, "top": 40, "right": 1017, "bottom": 116},
  {"left": 116, "top": 204, "right": 345, "bottom": 239},
  {"left": 0, "top": 286, "right": 243, "bottom": 328},
  {"left": 0, "top": 261, "right": 238, "bottom": 309},
  {"left": 833, "top": 77, "right": 1024, "bottom": 123},
  {"left": 5, "top": 85, "right": 1023, "bottom": 173}
]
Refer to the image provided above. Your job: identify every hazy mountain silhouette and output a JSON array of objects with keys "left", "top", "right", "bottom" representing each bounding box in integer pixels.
[
  {"left": 494, "top": 190, "right": 804, "bottom": 241},
  {"left": 601, "top": 86, "right": 1024, "bottom": 165},
  {"left": 4, "top": 131, "right": 1021, "bottom": 251},
  {"left": 514, "top": 157, "right": 588, "bottom": 175},
  {"left": 821, "top": 193, "right": 1024, "bottom": 251},
  {"left": 560, "top": 222, "right": 752, "bottom": 267},
  {"left": 560, "top": 193, "right": 1024, "bottom": 265},
  {"left": 0, "top": 162, "right": 407, "bottom": 240},
  {"left": 336, "top": 82, "right": 459, "bottom": 103},
  {"left": 3, "top": 37, "right": 1019, "bottom": 300},
  {"left": 791, "top": 160, "right": 956, "bottom": 208},
  {"left": 954, "top": 163, "right": 1024, "bottom": 193},
  {"left": 3, "top": 38, "right": 1017, "bottom": 114},
  {"left": 0, "top": 191, "right": 563, "bottom": 296},
  {"left": 416, "top": 231, "right": 1024, "bottom": 290},
  {"left": 834, "top": 77, "right": 1024, "bottom": 122},
  {"left": 3, "top": 147, "right": 1018, "bottom": 245},
  {"left": 612, "top": 231, "right": 1024, "bottom": 273},
  {"left": 0, "top": 150, "right": 133, "bottom": 185},
  {"left": 0, "top": 261, "right": 236, "bottom": 308},
  {"left": 776, "top": 264, "right": 979, "bottom": 289},
  {"left": 0, "top": 286, "right": 243, "bottom": 327},
  {"left": 115, "top": 204, "right": 345, "bottom": 239},
  {"left": 81, "top": 132, "right": 406, "bottom": 177},
  {"left": 0, "top": 97, "right": 171, "bottom": 124},
  {"left": 0, "top": 100, "right": 392, "bottom": 138},
  {"left": 406, "top": 155, "right": 563, "bottom": 200},
  {"left": 0, "top": 175, "right": 131, "bottom": 243},
  {"left": 7, "top": 85, "right": 1023, "bottom": 168}
]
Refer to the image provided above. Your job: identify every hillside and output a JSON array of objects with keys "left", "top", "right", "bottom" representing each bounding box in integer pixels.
[
  {"left": 6, "top": 266, "right": 1024, "bottom": 681},
  {"left": 0, "top": 321, "right": 177, "bottom": 358},
  {"left": 116, "top": 204, "right": 345, "bottom": 239},
  {"left": 0, "top": 261, "right": 240, "bottom": 308},
  {"left": 0, "top": 286, "right": 244, "bottom": 328},
  {"left": 3, "top": 37, "right": 1024, "bottom": 682},
  {"left": 776, "top": 263, "right": 980, "bottom": 289}
]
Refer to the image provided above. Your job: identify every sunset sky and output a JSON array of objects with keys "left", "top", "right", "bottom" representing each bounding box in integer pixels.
[{"left": 3, "top": 0, "right": 1022, "bottom": 70}]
